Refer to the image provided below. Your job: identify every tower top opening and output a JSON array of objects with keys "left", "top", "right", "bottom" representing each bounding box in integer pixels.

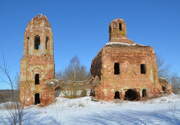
[{"left": 109, "top": 18, "right": 130, "bottom": 43}]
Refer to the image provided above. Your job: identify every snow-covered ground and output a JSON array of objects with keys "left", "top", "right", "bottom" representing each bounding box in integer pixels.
[{"left": 0, "top": 94, "right": 180, "bottom": 125}]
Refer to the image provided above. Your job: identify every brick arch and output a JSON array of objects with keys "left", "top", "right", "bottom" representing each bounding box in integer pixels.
[
  {"left": 34, "top": 35, "right": 40, "bottom": 50},
  {"left": 32, "top": 67, "right": 43, "bottom": 74},
  {"left": 125, "top": 89, "right": 140, "bottom": 101},
  {"left": 31, "top": 67, "right": 44, "bottom": 81},
  {"left": 109, "top": 19, "right": 126, "bottom": 31}
]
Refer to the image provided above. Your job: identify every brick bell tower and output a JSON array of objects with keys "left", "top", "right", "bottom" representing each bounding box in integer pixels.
[
  {"left": 109, "top": 18, "right": 134, "bottom": 44},
  {"left": 20, "top": 14, "right": 55, "bottom": 106}
]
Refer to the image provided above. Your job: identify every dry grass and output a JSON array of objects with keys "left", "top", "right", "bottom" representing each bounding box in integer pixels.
[{"left": 63, "top": 95, "right": 85, "bottom": 99}]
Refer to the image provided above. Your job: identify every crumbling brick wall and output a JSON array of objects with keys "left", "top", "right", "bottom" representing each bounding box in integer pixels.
[
  {"left": 91, "top": 50, "right": 103, "bottom": 79},
  {"left": 159, "top": 78, "right": 172, "bottom": 94}
]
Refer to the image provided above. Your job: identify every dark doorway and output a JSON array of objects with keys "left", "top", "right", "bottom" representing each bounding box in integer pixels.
[
  {"left": 125, "top": 89, "right": 139, "bottom": 101},
  {"left": 34, "top": 93, "right": 40, "bottom": 105},
  {"left": 114, "top": 91, "right": 120, "bottom": 99},
  {"left": 142, "top": 89, "right": 147, "bottom": 97}
]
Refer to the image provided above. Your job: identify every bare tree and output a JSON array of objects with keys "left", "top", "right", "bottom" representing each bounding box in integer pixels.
[
  {"left": 169, "top": 73, "right": 180, "bottom": 93},
  {"left": 0, "top": 56, "right": 24, "bottom": 125},
  {"left": 156, "top": 55, "right": 180, "bottom": 92},
  {"left": 56, "top": 56, "right": 90, "bottom": 98},
  {"left": 57, "top": 56, "right": 90, "bottom": 81},
  {"left": 157, "top": 55, "right": 170, "bottom": 79}
]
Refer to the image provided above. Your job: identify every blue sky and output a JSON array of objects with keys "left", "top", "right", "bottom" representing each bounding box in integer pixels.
[{"left": 0, "top": 0, "right": 180, "bottom": 89}]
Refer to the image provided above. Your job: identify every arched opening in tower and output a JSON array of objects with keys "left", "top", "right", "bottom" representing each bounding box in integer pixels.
[
  {"left": 35, "top": 74, "right": 40, "bottom": 85},
  {"left": 125, "top": 89, "right": 139, "bottom": 101},
  {"left": 34, "top": 35, "right": 40, "bottom": 50},
  {"left": 45, "top": 36, "right": 49, "bottom": 50},
  {"left": 109, "top": 26, "right": 112, "bottom": 33},
  {"left": 114, "top": 91, "right": 120, "bottom": 99},
  {"left": 34, "top": 93, "right": 40, "bottom": 105},
  {"left": 119, "top": 23, "right": 122, "bottom": 31}
]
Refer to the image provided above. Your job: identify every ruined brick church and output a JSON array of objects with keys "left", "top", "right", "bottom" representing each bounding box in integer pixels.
[
  {"left": 20, "top": 15, "right": 171, "bottom": 106},
  {"left": 91, "top": 19, "right": 165, "bottom": 101}
]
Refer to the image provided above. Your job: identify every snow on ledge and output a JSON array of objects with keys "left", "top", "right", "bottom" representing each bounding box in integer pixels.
[
  {"left": 106, "top": 42, "right": 137, "bottom": 46},
  {"left": 106, "top": 41, "right": 147, "bottom": 47}
]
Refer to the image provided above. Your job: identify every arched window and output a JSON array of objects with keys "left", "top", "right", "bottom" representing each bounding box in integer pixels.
[
  {"left": 45, "top": 36, "right": 49, "bottom": 50},
  {"left": 119, "top": 23, "right": 122, "bottom": 31},
  {"left": 34, "top": 35, "right": 40, "bottom": 50},
  {"left": 114, "top": 63, "right": 120, "bottom": 75},
  {"left": 140, "top": 64, "right": 146, "bottom": 74},
  {"left": 35, "top": 74, "right": 40, "bottom": 85}
]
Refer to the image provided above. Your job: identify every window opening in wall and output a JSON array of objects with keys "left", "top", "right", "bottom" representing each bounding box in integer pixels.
[
  {"left": 34, "top": 35, "right": 40, "bottom": 50},
  {"left": 119, "top": 23, "right": 122, "bottom": 31},
  {"left": 35, "top": 74, "right": 40, "bottom": 85},
  {"left": 114, "top": 63, "right": 120, "bottom": 75},
  {"left": 141, "top": 64, "right": 146, "bottom": 74},
  {"left": 45, "top": 36, "right": 49, "bottom": 50},
  {"left": 114, "top": 91, "right": 120, "bottom": 99}
]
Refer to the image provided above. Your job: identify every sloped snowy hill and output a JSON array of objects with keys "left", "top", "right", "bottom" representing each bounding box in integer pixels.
[{"left": 0, "top": 94, "right": 180, "bottom": 125}]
